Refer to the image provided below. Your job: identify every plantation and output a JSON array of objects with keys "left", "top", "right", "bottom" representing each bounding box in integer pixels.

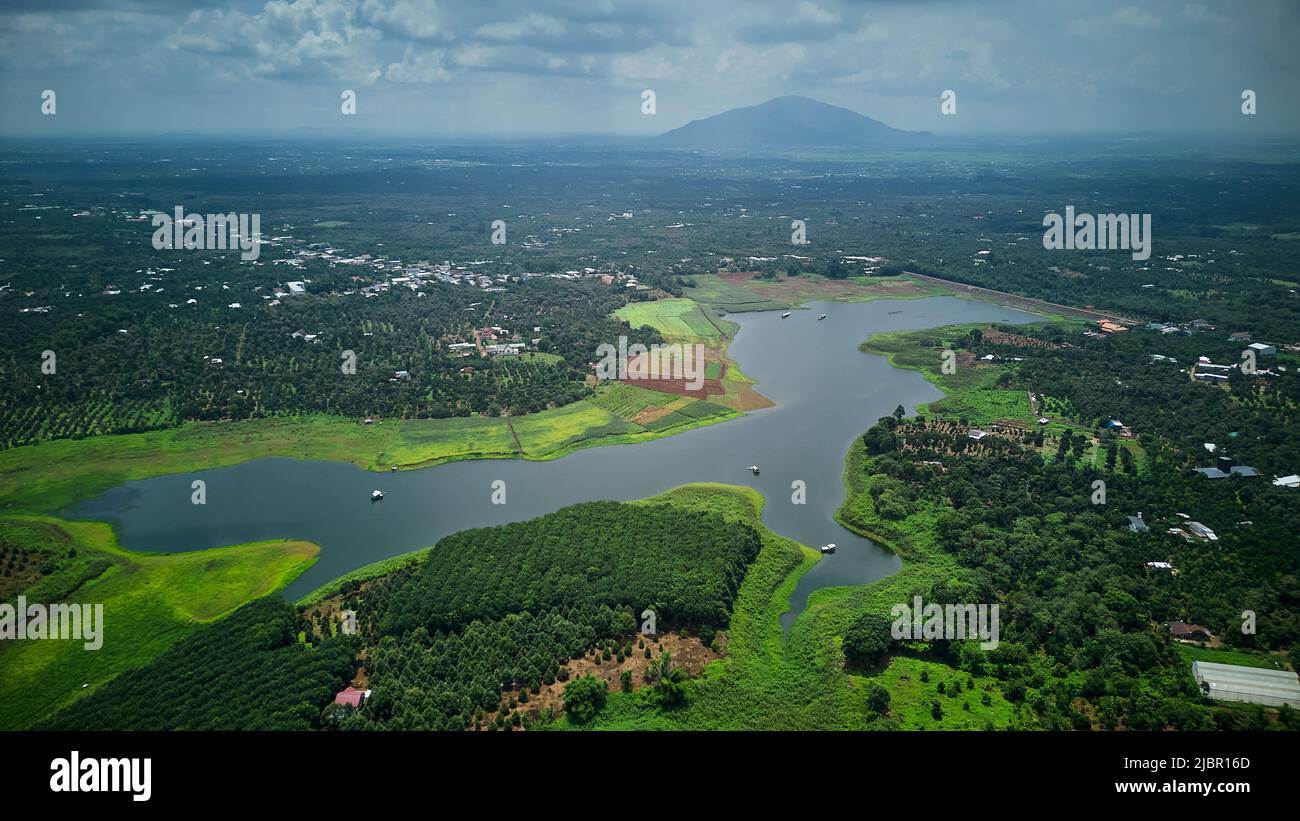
[{"left": 0, "top": 515, "right": 319, "bottom": 729}]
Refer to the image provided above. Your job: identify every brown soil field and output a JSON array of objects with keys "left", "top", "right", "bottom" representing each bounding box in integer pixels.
[{"left": 485, "top": 631, "right": 723, "bottom": 730}]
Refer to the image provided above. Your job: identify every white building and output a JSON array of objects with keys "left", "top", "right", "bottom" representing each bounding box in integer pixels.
[{"left": 1193, "top": 661, "right": 1300, "bottom": 708}]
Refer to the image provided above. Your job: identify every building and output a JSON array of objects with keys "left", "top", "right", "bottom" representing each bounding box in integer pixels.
[
  {"left": 1127, "top": 514, "right": 1149, "bottom": 533},
  {"left": 1273, "top": 475, "right": 1300, "bottom": 488},
  {"left": 333, "top": 686, "right": 371, "bottom": 709},
  {"left": 1194, "top": 467, "right": 1229, "bottom": 479},
  {"left": 1168, "top": 621, "right": 1213, "bottom": 642},
  {"left": 1247, "top": 342, "right": 1276, "bottom": 356},
  {"left": 967, "top": 429, "right": 988, "bottom": 441},
  {"left": 1230, "top": 466, "right": 1260, "bottom": 478},
  {"left": 1186, "top": 521, "right": 1218, "bottom": 541},
  {"left": 1192, "top": 661, "right": 1300, "bottom": 708}
]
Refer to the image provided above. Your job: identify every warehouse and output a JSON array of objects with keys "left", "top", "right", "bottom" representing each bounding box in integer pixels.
[{"left": 1192, "top": 661, "right": 1300, "bottom": 708}]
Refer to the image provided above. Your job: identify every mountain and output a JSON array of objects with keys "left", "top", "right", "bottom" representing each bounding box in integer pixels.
[{"left": 657, "top": 95, "right": 934, "bottom": 150}]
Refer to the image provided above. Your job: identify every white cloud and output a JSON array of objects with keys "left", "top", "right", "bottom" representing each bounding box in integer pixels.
[{"left": 1113, "top": 6, "right": 1162, "bottom": 28}]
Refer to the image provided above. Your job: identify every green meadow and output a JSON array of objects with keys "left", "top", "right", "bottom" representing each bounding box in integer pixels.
[
  {"left": 0, "top": 514, "right": 318, "bottom": 729},
  {"left": 0, "top": 398, "right": 741, "bottom": 513}
]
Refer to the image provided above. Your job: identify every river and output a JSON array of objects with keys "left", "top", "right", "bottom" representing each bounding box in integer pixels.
[{"left": 67, "top": 296, "right": 1040, "bottom": 628}]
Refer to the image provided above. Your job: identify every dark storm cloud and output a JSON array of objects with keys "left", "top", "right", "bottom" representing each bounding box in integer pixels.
[{"left": 0, "top": 0, "right": 1297, "bottom": 137}]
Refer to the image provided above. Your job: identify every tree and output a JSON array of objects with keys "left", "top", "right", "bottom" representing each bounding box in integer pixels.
[
  {"left": 893, "top": 404, "right": 906, "bottom": 420},
  {"left": 842, "top": 612, "right": 894, "bottom": 668},
  {"left": 865, "top": 684, "right": 891, "bottom": 716},
  {"left": 562, "top": 674, "right": 607, "bottom": 724}
]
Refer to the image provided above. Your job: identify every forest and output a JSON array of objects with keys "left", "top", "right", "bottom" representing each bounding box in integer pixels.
[
  {"left": 43, "top": 598, "right": 357, "bottom": 731},
  {"left": 847, "top": 408, "right": 1300, "bottom": 729},
  {"left": 43, "top": 499, "right": 762, "bottom": 731}
]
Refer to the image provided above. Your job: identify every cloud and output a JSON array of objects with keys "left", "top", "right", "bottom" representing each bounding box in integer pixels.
[
  {"left": 475, "top": 13, "right": 565, "bottom": 42},
  {"left": 384, "top": 46, "right": 450, "bottom": 82},
  {"left": 1112, "top": 6, "right": 1162, "bottom": 29}
]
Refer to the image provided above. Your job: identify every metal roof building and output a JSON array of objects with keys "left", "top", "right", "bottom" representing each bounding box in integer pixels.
[{"left": 1192, "top": 661, "right": 1300, "bottom": 708}]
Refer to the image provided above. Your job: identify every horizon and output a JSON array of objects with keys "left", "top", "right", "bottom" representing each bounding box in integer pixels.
[{"left": 2, "top": 0, "right": 1297, "bottom": 139}]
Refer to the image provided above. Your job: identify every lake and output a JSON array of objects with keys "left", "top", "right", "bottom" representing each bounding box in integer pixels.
[{"left": 68, "top": 296, "right": 1040, "bottom": 628}]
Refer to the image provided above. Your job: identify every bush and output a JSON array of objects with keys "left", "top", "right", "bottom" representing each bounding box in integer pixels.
[{"left": 563, "top": 675, "right": 607, "bottom": 724}]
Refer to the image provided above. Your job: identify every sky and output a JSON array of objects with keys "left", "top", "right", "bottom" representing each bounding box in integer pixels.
[{"left": 1, "top": 0, "right": 1297, "bottom": 138}]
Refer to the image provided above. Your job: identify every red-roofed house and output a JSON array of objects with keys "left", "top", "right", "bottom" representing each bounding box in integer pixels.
[{"left": 334, "top": 686, "right": 371, "bottom": 709}]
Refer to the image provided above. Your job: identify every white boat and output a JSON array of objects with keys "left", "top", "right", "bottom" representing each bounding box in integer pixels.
[
  {"left": 818, "top": 313, "right": 827, "bottom": 320},
  {"left": 781, "top": 312, "right": 791, "bottom": 318},
  {"left": 747, "top": 465, "right": 760, "bottom": 474},
  {"left": 371, "top": 490, "right": 385, "bottom": 501},
  {"left": 820, "top": 543, "right": 837, "bottom": 554}
]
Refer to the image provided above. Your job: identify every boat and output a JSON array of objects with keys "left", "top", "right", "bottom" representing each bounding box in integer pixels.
[
  {"left": 390, "top": 466, "right": 398, "bottom": 472},
  {"left": 818, "top": 313, "right": 827, "bottom": 320},
  {"left": 781, "top": 312, "right": 791, "bottom": 318},
  {"left": 371, "top": 490, "right": 385, "bottom": 501},
  {"left": 747, "top": 465, "right": 760, "bottom": 475},
  {"left": 820, "top": 543, "right": 837, "bottom": 554}
]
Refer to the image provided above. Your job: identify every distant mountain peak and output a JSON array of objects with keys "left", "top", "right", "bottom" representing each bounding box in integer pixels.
[{"left": 657, "top": 96, "right": 933, "bottom": 150}]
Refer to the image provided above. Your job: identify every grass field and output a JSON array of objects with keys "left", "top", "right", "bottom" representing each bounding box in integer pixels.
[
  {"left": 614, "top": 298, "right": 727, "bottom": 339},
  {"left": 0, "top": 399, "right": 741, "bottom": 513},
  {"left": 0, "top": 514, "right": 318, "bottom": 729},
  {"left": 683, "top": 273, "right": 950, "bottom": 313}
]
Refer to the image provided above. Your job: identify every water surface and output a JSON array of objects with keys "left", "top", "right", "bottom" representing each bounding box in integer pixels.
[{"left": 68, "top": 297, "right": 1040, "bottom": 627}]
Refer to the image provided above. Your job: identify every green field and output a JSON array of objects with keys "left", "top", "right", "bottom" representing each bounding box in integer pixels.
[
  {"left": 0, "top": 514, "right": 318, "bottom": 729},
  {"left": 614, "top": 297, "right": 727, "bottom": 338},
  {"left": 0, "top": 400, "right": 740, "bottom": 513}
]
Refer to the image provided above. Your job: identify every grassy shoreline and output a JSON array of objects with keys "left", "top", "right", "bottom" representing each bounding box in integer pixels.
[{"left": 0, "top": 514, "right": 319, "bottom": 729}]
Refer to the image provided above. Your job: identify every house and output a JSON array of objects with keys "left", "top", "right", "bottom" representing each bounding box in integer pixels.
[
  {"left": 1273, "top": 475, "right": 1300, "bottom": 488},
  {"left": 286, "top": 281, "right": 306, "bottom": 295},
  {"left": 1228, "top": 332, "right": 1251, "bottom": 342},
  {"left": 1168, "top": 621, "right": 1213, "bottom": 642},
  {"left": 1127, "top": 514, "right": 1149, "bottom": 533},
  {"left": 1098, "top": 321, "right": 1128, "bottom": 334},
  {"left": 1195, "top": 372, "right": 1229, "bottom": 383},
  {"left": 333, "top": 686, "right": 371, "bottom": 709},
  {"left": 394, "top": 370, "right": 410, "bottom": 380},
  {"left": 1203, "top": 443, "right": 1217, "bottom": 453},
  {"left": 1192, "top": 661, "right": 1300, "bottom": 708},
  {"left": 1247, "top": 342, "right": 1276, "bottom": 356},
  {"left": 967, "top": 429, "right": 988, "bottom": 441},
  {"left": 1229, "top": 466, "right": 1260, "bottom": 478},
  {"left": 1145, "top": 561, "right": 1175, "bottom": 571},
  {"left": 1193, "top": 467, "right": 1229, "bottom": 479},
  {"left": 1186, "top": 521, "right": 1218, "bottom": 541}
]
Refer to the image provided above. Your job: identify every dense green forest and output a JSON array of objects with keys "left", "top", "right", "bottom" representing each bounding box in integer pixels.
[
  {"left": 44, "top": 499, "right": 762, "bottom": 731},
  {"left": 851, "top": 414, "right": 1300, "bottom": 729},
  {"left": 43, "top": 598, "right": 357, "bottom": 731}
]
